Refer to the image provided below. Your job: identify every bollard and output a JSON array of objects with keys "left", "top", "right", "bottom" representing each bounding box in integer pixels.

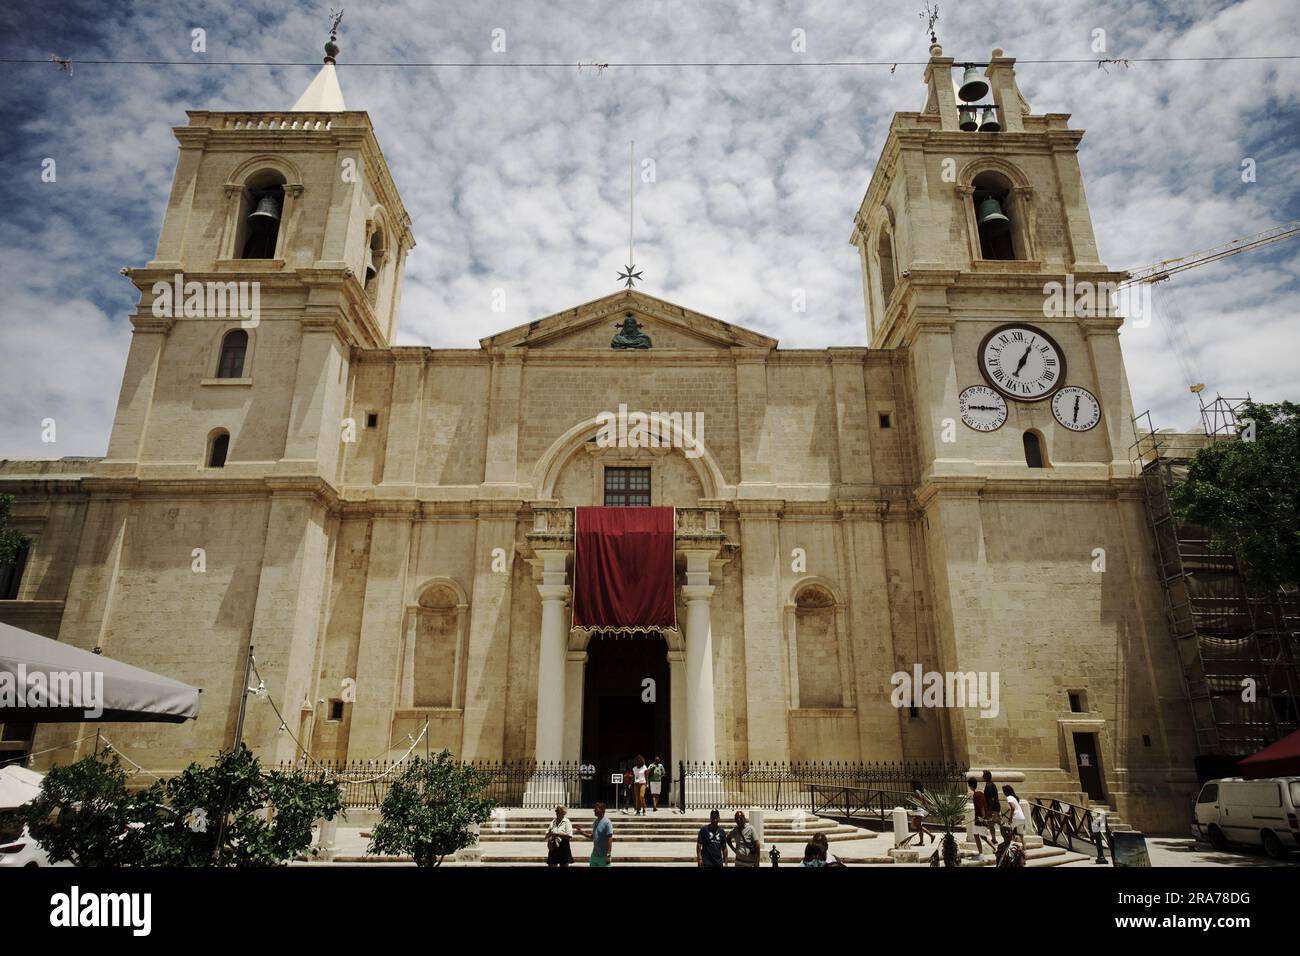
[
  {"left": 319, "top": 815, "right": 338, "bottom": 862},
  {"left": 892, "top": 806, "right": 910, "bottom": 847}
]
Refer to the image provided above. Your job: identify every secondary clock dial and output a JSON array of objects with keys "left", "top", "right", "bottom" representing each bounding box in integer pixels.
[
  {"left": 1051, "top": 385, "right": 1101, "bottom": 432},
  {"left": 958, "top": 385, "right": 1008, "bottom": 432},
  {"left": 979, "top": 324, "right": 1065, "bottom": 401}
]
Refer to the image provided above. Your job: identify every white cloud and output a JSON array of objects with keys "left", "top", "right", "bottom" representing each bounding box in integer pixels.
[{"left": 0, "top": 0, "right": 1296, "bottom": 457}]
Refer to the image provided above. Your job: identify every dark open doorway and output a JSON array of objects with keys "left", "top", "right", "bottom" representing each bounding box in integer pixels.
[
  {"left": 1073, "top": 732, "right": 1106, "bottom": 802},
  {"left": 581, "top": 633, "right": 670, "bottom": 803}
]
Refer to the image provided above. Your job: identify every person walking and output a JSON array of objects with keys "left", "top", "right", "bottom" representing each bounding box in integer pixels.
[
  {"left": 632, "top": 755, "right": 648, "bottom": 816},
  {"left": 904, "top": 779, "right": 933, "bottom": 847},
  {"left": 967, "top": 776, "right": 993, "bottom": 858},
  {"left": 575, "top": 802, "right": 614, "bottom": 867},
  {"left": 727, "top": 810, "right": 761, "bottom": 867},
  {"left": 648, "top": 756, "right": 665, "bottom": 812},
  {"left": 1003, "top": 785, "right": 1027, "bottom": 846},
  {"left": 696, "top": 809, "right": 729, "bottom": 867},
  {"left": 621, "top": 762, "right": 634, "bottom": 812},
  {"left": 983, "top": 770, "right": 1001, "bottom": 830},
  {"left": 545, "top": 805, "right": 574, "bottom": 867},
  {"left": 995, "top": 825, "right": 1026, "bottom": 867}
]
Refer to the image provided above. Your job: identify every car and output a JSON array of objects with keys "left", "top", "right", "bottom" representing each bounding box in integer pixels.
[
  {"left": 0, "top": 810, "right": 61, "bottom": 867},
  {"left": 1192, "top": 776, "right": 1300, "bottom": 859}
]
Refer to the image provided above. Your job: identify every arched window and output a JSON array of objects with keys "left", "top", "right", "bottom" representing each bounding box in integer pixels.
[
  {"left": 207, "top": 431, "right": 230, "bottom": 468},
  {"left": 877, "top": 227, "right": 897, "bottom": 306},
  {"left": 1023, "top": 430, "right": 1046, "bottom": 468},
  {"left": 794, "top": 585, "right": 840, "bottom": 708},
  {"left": 235, "top": 172, "right": 286, "bottom": 260},
  {"left": 364, "top": 228, "right": 385, "bottom": 298},
  {"left": 216, "top": 329, "right": 248, "bottom": 378},
  {"left": 972, "top": 170, "right": 1016, "bottom": 261}
]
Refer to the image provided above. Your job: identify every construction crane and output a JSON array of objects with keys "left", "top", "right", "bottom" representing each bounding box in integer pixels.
[
  {"left": 1112, "top": 220, "right": 1300, "bottom": 393},
  {"left": 1118, "top": 219, "right": 1300, "bottom": 287}
]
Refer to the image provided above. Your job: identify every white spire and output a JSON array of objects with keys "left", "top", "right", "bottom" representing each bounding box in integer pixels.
[
  {"left": 292, "top": 14, "right": 347, "bottom": 112},
  {"left": 291, "top": 62, "right": 347, "bottom": 112}
]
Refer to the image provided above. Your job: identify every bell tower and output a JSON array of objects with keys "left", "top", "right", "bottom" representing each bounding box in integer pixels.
[
  {"left": 102, "top": 28, "right": 415, "bottom": 483},
  {"left": 850, "top": 47, "right": 1196, "bottom": 826},
  {"left": 851, "top": 44, "right": 1130, "bottom": 477}
]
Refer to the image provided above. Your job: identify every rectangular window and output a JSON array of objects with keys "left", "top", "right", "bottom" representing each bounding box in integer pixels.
[
  {"left": 0, "top": 544, "right": 29, "bottom": 600},
  {"left": 365, "top": 412, "right": 379, "bottom": 429},
  {"left": 328, "top": 700, "right": 345, "bottom": 721},
  {"left": 878, "top": 412, "right": 892, "bottom": 428},
  {"left": 603, "top": 467, "right": 651, "bottom": 507},
  {"left": 1068, "top": 691, "right": 1086, "bottom": 713},
  {"left": 1, "top": 721, "right": 34, "bottom": 742}
]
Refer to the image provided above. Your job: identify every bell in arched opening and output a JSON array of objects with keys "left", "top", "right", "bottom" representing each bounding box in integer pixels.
[
  {"left": 957, "top": 65, "right": 989, "bottom": 102},
  {"left": 976, "top": 195, "right": 1011, "bottom": 236},
  {"left": 247, "top": 192, "right": 281, "bottom": 226},
  {"left": 241, "top": 190, "right": 283, "bottom": 259},
  {"left": 364, "top": 247, "right": 377, "bottom": 284}
]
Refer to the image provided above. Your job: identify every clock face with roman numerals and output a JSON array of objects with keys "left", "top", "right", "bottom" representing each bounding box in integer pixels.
[{"left": 978, "top": 324, "right": 1065, "bottom": 401}]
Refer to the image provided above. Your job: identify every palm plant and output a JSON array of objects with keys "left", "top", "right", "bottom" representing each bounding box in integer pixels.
[{"left": 919, "top": 786, "right": 969, "bottom": 867}]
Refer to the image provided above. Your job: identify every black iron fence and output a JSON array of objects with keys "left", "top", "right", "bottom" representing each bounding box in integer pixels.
[
  {"left": 277, "top": 759, "right": 584, "bottom": 810},
  {"left": 279, "top": 757, "right": 965, "bottom": 812},
  {"left": 675, "top": 760, "right": 966, "bottom": 812}
]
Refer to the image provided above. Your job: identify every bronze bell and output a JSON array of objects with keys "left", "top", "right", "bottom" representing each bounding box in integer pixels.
[
  {"left": 959, "top": 106, "right": 979, "bottom": 132},
  {"left": 364, "top": 247, "right": 378, "bottom": 283},
  {"left": 248, "top": 192, "right": 281, "bottom": 225},
  {"left": 957, "top": 65, "right": 989, "bottom": 102},
  {"left": 978, "top": 107, "right": 1001, "bottom": 132},
  {"left": 976, "top": 196, "right": 1011, "bottom": 235}
]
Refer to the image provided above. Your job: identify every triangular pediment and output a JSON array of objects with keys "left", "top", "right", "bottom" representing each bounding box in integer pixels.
[{"left": 479, "top": 290, "right": 778, "bottom": 352}]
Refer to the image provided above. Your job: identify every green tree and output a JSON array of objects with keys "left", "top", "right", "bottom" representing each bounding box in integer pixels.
[
  {"left": 1171, "top": 401, "right": 1300, "bottom": 591},
  {"left": 918, "top": 787, "right": 968, "bottom": 868},
  {"left": 368, "top": 751, "right": 496, "bottom": 867},
  {"left": 21, "top": 752, "right": 165, "bottom": 866},
  {"left": 142, "top": 744, "right": 344, "bottom": 866},
  {"left": 22, "top": 746, "right": 343, "bottom": 867},
  {"left": 0, "top": 493, "right": 30, "bottom": 567}
]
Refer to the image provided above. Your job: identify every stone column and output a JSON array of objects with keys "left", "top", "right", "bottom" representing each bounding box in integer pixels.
[
  {"left": 668, "top": 649, "right": 686, "bottom": 773},
  {"left": 681, "top": 549, "right": 718, "bottom": 804},
  {"left": 563, "top": 650, "right": 586, "bottom": 763},
  {"left": 526, "top": 549, "right": 570, "bottom": 805}
]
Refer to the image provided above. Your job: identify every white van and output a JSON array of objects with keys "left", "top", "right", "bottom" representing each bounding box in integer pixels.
[{"left": 1193, "top": 777, "right": 1300, "bottom": 859}]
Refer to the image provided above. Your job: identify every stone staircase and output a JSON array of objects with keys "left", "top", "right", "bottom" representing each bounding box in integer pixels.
[
  {"left": 471, "top": 809, "right": 887, "bottom": 865},
  {"left": 327, "top": 807, "right": 1088, "bottom": 866}
]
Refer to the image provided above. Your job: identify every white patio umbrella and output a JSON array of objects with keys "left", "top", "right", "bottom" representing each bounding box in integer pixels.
[
  {"left": 0, "top": 764, "right": 43, "bottom": 809},
  {"left": 0, "top": 621, "right": 200, "bottom": 723}
]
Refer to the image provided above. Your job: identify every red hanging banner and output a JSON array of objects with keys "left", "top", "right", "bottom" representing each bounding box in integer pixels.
[{"left": 572, "top": 506, "right": 677, "bottom": 632}]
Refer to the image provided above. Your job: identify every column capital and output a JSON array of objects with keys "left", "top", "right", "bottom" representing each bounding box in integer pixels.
[
  {"left": 681, "top": 583, "right": 715, "bottom": 603},
  {"left": 537, "top": 582, "right": 570, "bottom": 603}
]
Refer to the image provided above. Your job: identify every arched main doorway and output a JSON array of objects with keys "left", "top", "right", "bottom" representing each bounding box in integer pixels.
[{"left": 581, "top": 632, "right": 671, "bottom": 801}]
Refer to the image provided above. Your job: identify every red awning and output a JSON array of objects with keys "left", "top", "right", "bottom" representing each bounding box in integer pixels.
[
  {"left": 572, "top": 506, "right": 676, "bottom": 632},
  {"left": 1239, "top": 727, "right": 1300, "bottom": 779}
]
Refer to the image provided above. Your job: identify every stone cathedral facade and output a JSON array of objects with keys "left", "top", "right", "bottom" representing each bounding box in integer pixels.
[{"left": 0, "top": 47, "right": 1197, "bottom": 831}]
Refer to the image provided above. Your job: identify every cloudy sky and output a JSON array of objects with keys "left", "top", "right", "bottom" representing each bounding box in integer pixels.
[{"left": 1, "top": 0, "right": 1297, "bottom": 458}]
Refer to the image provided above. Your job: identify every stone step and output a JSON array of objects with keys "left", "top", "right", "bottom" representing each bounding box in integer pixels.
[
  {"left": 478, "top": 831, "right": 873, "bottom": 845},
  {"left": 477, "top": 823, "right": 859, "bottom": 833}
]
